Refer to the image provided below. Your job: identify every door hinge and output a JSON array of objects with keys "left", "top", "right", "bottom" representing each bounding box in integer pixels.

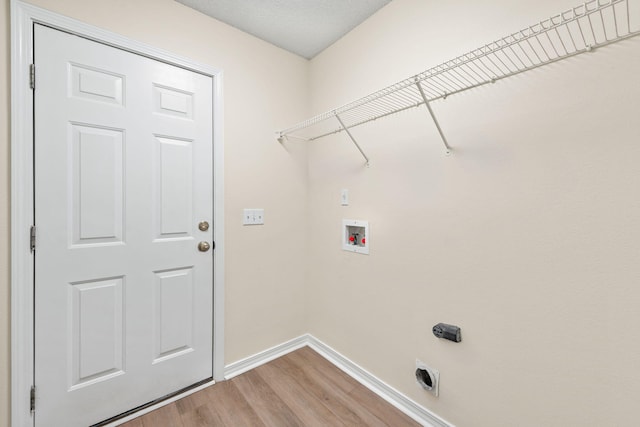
[
  {"left": 30, "top": 386, "right": 36, "bottom": 413},
  {"left": 30, "top": 225, "right": 36, "bottom": 253},
  {"left": 29, "top": 64, "right": 35, "bottom": 90}
]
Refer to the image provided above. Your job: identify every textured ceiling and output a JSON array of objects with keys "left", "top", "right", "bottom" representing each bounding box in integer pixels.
[{"left": 175, "top": 0, "right": 391, "bottom": 59}]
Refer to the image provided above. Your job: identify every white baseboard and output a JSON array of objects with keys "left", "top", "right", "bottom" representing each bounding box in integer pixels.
[
  {"left": 224, "top": 334, "right": 453, "bottom": 427},
  {"left": 224, "top": 334, "right": 309, "bottom": 379}
]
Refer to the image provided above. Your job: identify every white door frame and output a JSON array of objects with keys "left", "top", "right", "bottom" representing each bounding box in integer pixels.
[{"left": 10, "top": 2, "right": 225, "bottom": 425}]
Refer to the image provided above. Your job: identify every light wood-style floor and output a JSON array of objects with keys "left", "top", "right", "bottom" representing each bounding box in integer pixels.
[{"left": 121, "top": 346, "right": 419, "bottom": 426}]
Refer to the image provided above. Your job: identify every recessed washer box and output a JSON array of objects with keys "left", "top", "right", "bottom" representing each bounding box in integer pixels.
[{"left": 342, "top": 219, "right": 369, "bottom": 255}]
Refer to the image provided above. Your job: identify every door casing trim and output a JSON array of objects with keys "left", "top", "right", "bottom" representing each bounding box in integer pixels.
[{"left": 10, "top": 2, "right": 225, "bottom": 425}]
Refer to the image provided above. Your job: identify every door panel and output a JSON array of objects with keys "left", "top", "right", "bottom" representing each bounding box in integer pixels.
[
  {"left": 153, "top": 267, "right": 194, "bottom": 361},
  {"left": 70, "top": 63, "right": 125, "bottom": 106},
  {"left": 71, "top": 124, "right": 125, "bottom": 245},
  {"left": 34, "top": 24, "right": 214, "bottom": 426},
  {"left": 156, "top": 136, "right": 193, "bottom": 238},
  {"left": 69, "top": 276, "right": 125, "bottom": 390}
]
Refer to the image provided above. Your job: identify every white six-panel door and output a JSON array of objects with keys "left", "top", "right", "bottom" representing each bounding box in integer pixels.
[{"left": 34, "top": 24, "right": 214, "bottom": 426}]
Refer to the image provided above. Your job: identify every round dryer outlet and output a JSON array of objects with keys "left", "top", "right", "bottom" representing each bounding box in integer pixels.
[{"left": 415, "top": 360, "right": 439, "bottom": 397}]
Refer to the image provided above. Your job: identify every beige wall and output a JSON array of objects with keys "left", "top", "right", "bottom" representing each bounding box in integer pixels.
[
  {"left": 0, "top": 1, "right": 309, "bottom": 425},
  {"left": 307, "top": 0, "right": 640, "bottom": 426}
]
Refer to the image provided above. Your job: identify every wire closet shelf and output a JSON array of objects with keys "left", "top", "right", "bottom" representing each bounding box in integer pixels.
[{"left": 276, "top": 0, "right": 640, "bottom": 164}]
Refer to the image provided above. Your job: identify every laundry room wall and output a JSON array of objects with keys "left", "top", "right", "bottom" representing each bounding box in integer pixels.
[
  {"left": 306, "top": 0, "right": 640, "bottom": 425},
  {"left": 0, "top": 0, "right": 309, "bottom": 424}
]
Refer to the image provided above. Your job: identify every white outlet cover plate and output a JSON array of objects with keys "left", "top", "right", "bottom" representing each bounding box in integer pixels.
[
  {"left": 341, "top": 189, "right": 349, "bottom": 206},
  {"left": 243, "top": 208, "right": 264, "bottom": 225}
]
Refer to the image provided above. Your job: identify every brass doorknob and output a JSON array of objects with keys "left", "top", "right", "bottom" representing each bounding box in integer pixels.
[
  {"left": 198, "top": 241, "right": 210, "bottom": 252},
  {"left": 198, "top": 221, "right": 209, "bottom": 231}
]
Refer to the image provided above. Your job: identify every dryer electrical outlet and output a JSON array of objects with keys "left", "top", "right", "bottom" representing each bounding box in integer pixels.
[{"left": 342, "top": 219, "right": 369, "bottom": 254}]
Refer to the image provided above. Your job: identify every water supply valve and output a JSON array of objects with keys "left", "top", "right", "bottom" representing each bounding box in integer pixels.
[
  {"left": 342, "top": 219, "right": 369, "bottom": 254},
  {"left": 349, "top": 233, "right": 359, "bottom": 245}
]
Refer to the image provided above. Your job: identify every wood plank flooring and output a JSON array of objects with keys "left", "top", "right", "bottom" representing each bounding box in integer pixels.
[{"left": 120, "top": 347, "right": 419, "bottom": 427}]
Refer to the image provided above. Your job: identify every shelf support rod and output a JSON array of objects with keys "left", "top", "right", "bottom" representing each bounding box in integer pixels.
[
  {"left": 415, "top": 79, "right": 451, "bottom": 155},
  {"left": 335, "top": 113, "right": 370, "bottom": 166}
]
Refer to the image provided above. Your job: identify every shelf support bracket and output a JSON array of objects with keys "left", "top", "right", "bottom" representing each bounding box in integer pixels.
[
  {"left": 415, "top": 79, "right": 451, "bottom": 155},
  {"left": 335, "top": 113, "right": 370, "bottom": 166},
  {"left": 277, "top": 132, "right": 310, "bottom": 143}
]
